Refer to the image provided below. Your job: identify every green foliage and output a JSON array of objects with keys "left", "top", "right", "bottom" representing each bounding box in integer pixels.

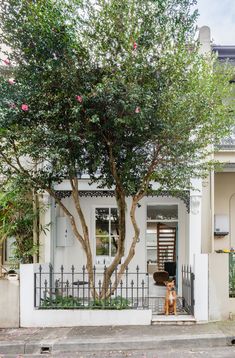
[
  {"left": 0, "top": 0, "right": 233, "bottom": 197},
  {"left": 40, "top": 295, "right": 130, "bottom": 309},
  {"left": 91, "top": 296, "right": 130, "bottom": 309},
  {"left": 0, "top": 0, "right": 234, "bottom": 277},
  {"left": 40, "top": 296, "right": 82, "bottom": 309},
  {"left": 0, "top": 179, "right": 39, "bottom": 264}
]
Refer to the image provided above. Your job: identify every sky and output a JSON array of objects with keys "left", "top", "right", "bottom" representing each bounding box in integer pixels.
[{"left": 196, "top": 0, "right": 235, "bottom": 45}]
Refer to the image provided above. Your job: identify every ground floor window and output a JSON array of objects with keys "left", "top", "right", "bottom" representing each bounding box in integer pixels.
[
  {"left": 95, "top": 207, "right": 119, "bottom": 264},
  {"left": 3, "top": 236, "right": 15, "bottom": 264}
]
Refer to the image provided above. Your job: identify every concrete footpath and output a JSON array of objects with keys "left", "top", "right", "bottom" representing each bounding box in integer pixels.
[{"left": 1, "top": 321, "right": 235, "bottom": 355}]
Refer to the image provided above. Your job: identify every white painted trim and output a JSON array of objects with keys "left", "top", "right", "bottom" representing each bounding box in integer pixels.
[
  {"left": 145, "top": 202, "right": 179, "bottom": 275},
  {"left": 92, "top": 205, "right": 118, "bottom": 265}
]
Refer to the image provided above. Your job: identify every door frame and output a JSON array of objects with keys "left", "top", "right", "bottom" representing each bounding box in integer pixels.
[{"left": 146, "top": 202, "right": 179, "bottom": 287}]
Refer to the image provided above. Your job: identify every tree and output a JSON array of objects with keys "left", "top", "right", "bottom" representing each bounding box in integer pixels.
[{"left": 0, "top": 0, "right": 234, "bottom": 296}]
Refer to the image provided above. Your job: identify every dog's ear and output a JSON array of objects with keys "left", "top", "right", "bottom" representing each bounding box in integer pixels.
[{"left": 163, "top": 281, "right": 168, "bottom": 286}]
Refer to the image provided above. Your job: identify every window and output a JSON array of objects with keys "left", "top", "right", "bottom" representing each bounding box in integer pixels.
[
  {"left": 147, "top": 204, "right": 178, "bottom": 221},
  {"left": 4, "top": 237, "right": 15, "bottom": 264},
  {"left": 95, "top": 207, "right": 119, "bottom": 264}
]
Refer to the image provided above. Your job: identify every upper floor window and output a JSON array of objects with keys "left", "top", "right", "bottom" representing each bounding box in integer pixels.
[
  {"left": 219, "top": 125, "right": 235, "bottom": 150},
  {"left": 95, "top": 207, "right": 119, "bottom": 264}
]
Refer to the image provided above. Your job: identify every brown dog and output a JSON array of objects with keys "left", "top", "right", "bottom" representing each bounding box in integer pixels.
[{"left": 164, "top": 280, "right": 177, "bottom": 315}]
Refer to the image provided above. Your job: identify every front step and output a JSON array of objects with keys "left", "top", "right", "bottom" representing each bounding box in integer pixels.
[{"left": 151, "top": 314, "right": 196, "bottom": 325}]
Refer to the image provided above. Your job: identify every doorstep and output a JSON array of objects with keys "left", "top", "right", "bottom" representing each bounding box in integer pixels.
[{"left": 151, "top": 314, "right": 196, "bottom": 325}]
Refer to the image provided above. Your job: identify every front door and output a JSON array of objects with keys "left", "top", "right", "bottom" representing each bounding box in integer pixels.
[
  {"left": 146, "top": 204, "right": 178, "bottom": 286},
  {"left": 157, "top": 222, "right": 176, "bottom": 272}
]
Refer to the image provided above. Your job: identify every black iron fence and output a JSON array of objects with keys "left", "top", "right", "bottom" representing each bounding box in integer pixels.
[
  {"left": 182, "top": 265, "right": 195, "bottom": 315},
  {"left": 34, "top": 264, "right": 150, "bottom": 310}
]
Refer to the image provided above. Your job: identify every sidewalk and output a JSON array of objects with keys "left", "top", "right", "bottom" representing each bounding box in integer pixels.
[{"left": 1, "top": 321, "right": 235, "bottom": 355}]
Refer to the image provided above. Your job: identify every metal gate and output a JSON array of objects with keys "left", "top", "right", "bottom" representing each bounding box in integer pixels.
[{"left": 182, "top": 265, "right": 195, "bottom": 315}]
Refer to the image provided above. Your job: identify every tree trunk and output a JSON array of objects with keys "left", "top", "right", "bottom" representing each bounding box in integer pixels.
[
  {"left": 110, "top": 195, "right": 141, "bottom": 295},
  {"left": 70, "top": 178, "right": 96, "bottom": 295},
  {"left": 46, "top": 187, "right": 97, "bottom": 298},
  {"left": 101, "top": 186, "right": 126, "bottom": 296}
]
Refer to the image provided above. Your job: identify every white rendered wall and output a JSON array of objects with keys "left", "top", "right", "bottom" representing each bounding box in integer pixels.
[
  {"left": 20, "top": 264, "right": 152, "bottom": 327},
  {"left": 189, "top": 179, "right": 202, "bottom": 266},
  {"left": 48, "top": 195, "right": 187, "bottom": 284},
  {"left": 0, "top": 279, "right": 19, "bottom": 328},
  {"left": 214, "top": 172, "right": 235, "bottom": 251},
  {"left": 193, "top": 254, "right": 209, "bottom": 322},
  {"left": 52, "top": 193, "right": 141, "bottom": 272},
  {"left": 208, "top": 253, "right": 235, "bottom": 321},
  {"left": 201, "top": 175, "right": 214, "bottom": 254}
]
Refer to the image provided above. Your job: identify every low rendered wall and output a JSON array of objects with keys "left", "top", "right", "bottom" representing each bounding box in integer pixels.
[
  {"left": 20, "top": 264, "right": 152, "bottom": 327},
  {"left": 0, "top": 279, "right": 19, "bottom": 328},
  {"left": 209, "top": 253, "right": 235, "bottom": 321},
  {"left": 194, "top": 254, "right": 208, "bottom": 322}
]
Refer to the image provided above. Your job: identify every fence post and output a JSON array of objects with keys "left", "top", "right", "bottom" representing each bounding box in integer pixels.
[
  {"left": 82, "top": 265, "right": 85, "bottom": 306},
  {"left": 126, "top": 266, "right": 128, "bottom": 301},
  {"left": 49, "top": 263, "right": 53, "bottom": 301},
  {"left": 136, "top": 265, "right": 139, "bottom": 307},
  {"left": 60, "top": 265, "right": 64, "bottom": 297},
  {"left": 182, "top": 266, "right": 185, "bottom": 309},
  {"left": 191, "top": 270, "right": 195, "bottom": 315},
  {"left": 39, "top": 264, "right": 42, "bottom": 307},
  {"left": 93, "top": 265, "right": 96, "bottom": 299}
]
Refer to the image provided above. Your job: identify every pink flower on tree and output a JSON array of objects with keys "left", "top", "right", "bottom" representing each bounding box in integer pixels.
[
  {"left": 75, "top": 95, "right": 83, "bottom": 103},
  {"left": 21, "top": 104, "right": 29, "bottom": 111},
  {"left": 3, "top": 58, "right": 10, "bottom": 65},
  {"left": 135, "top": 106, "right": 141, "bottom": 113},
  {"left": 133, "top": 42, "right": 138, "bottom": 50},
  {"left": 8, "top": 78, "right": 15, "bottom": 85}
]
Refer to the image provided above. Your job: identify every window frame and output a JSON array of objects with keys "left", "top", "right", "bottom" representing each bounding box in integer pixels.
[{"left": 93, "top": 206, "right": 119, "bottom": 263}]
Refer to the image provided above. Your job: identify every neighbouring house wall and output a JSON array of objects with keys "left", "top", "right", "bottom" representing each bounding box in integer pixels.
[
  {"left": 0, "top": 279, "right": 19, "bottom": 328},
  {"left": 209, "top": 253, "right": 235, "bottom": 321},
  {"left": 201, "top": 176, "right": 213, "bottom": 254},
  {"left": 214, "top": 172, "right": 235, "bottom": 250}
]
